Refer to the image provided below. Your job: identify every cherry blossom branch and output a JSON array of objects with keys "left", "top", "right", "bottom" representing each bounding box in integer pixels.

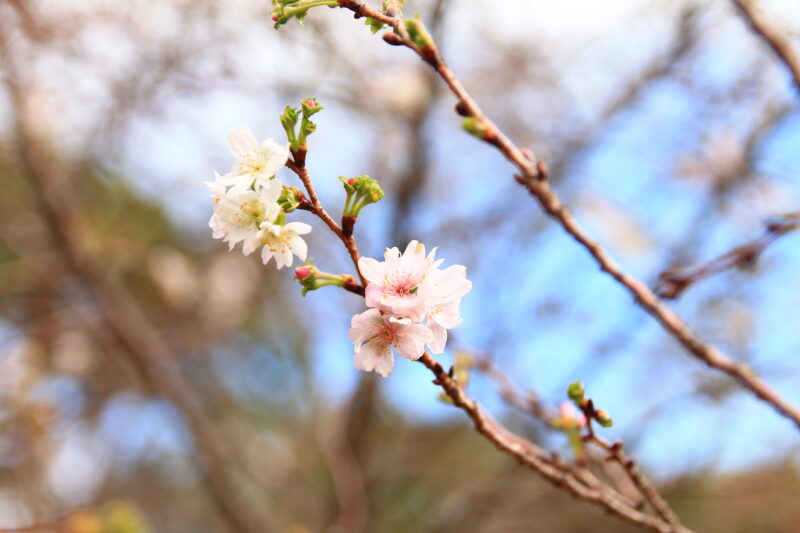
[
  {"left": 731, "top": 0, "right": 800, "bottom": 92},
  {"left": 583, "top": 429, "right": 679, "bottom": 527},
  {"left": 656, "top": 211, "right": 800, "bottom": 299},
  {"left": 472, "top": 352, "right": 557, "bottom": 425},
  {"left": 327, "top": 0, "right": 800, "bottom": 431},
  {"left": 471, "top": 352, "right": 679, "bottom": 526},
  {"left": 290, "top": 157, "right": 689, "bottom": 531},
  {"left": 286, "top": 157, "right": 368, "bottom": 288},
  {"left": 418, "top": 352, "right": 692, "bottom": 533}
]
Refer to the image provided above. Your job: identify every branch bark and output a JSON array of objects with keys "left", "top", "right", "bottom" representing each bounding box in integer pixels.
[
  {"left": 731, "top": 0, "right": 800, "bottom": 93},
  {"left": 331, "top": 0, "right": 800, "bottom": 431}
]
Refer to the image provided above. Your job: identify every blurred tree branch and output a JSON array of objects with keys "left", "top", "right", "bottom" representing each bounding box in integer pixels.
[
  {"left": 656, "top": 211, "right": 800, "bottom": 299},
  {"left": 732, "top": 0, "right": 800, "bottom": 93},
  {"left": 0, "top": 7, "right": 274, "bottom": 533},
  {"left": 419, "top": 351, "right": 691, "bottom": 533}
]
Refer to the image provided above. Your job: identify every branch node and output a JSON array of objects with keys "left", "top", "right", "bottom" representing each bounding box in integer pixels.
[
  {"left": 454, "top": 100, "right": 472, "bottom": 117},
  {"left": 382, "top": 32, "right": 404, "bottom": 46}
]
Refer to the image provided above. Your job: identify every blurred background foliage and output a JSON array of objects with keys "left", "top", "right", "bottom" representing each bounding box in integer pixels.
[{"left": 0, "top": 0, "right": 800, "bottom": 531}]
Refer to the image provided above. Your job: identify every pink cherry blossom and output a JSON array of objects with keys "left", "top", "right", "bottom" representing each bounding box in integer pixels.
[
  {"left": 348, "top": 309, "right": 434, "bottom": 377},
  {"left": 358, "top": 240, "right": 441, "bottom": 320},
  {"left": 419, "top": 264, "right": 472, "bottom": 353},
  {"left": 559, "top": 401, "right": 587, "bottom": 428}
]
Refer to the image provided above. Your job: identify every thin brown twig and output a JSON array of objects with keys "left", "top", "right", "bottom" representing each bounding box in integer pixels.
[
  {"left": 418, "top": 352, "right": 692, "bottom": 533},
  {"left": 329, "top": 0, "right": 800, "bottom": 431},
  {"left": 584, "top": 432, "right": 679, "bottom": 527},
  {"left": 656, "top": 211, "right": 800, "bottom": 299},
  {"left": 731, "top": 0, "right": 800, "bottom": 92},
  {"left": 472, "top": 353, "right": 556, "bottom": 425},
  {"left": 471, "top": 352, "right": 680, "bottom": 526},
  {"left": 286, "top": 157, "right": 367, "bottom": 287}
]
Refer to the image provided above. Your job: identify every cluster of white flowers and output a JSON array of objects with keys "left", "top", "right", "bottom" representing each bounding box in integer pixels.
[
  {"left": 348, "top": 241, "right": 471, "bottom": 377},
  {"left": 207, "top": 125, "right": 310, "bottom": 268}
]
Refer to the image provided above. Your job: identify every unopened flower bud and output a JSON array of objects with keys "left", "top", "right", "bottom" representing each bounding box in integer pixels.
[
  {"left": 340, "top": 176, "right": 357, "bottom": 193},
  {"left": 301, "top": 97, "right": 324, "bottom": 117},
  {"left": 280, "top": 105, "right": 300, "bottom": 145},
  {"left": 294, "top": 266, "right": 313, "bottom": 279},
  {"left": 559, "top": 401, "right": 587, "bottom": 428},
  {"left": 454, "top": 100, "right": 471, "bottom": 117},
  {"left": 364, "top": 181, "right": 384, "bottom": 203},
  {"left": 404, "top": 15, "right": 432, "bottom": 48},
  {"left": 461, "top": 116, "right": 487, "bottom": 138},
  {"left": 567, "top": 380, "right": 585, "bottom": 403},
  {"left": 595, "top": 409, "right": 613, "bottom": 428},
  {"left": 278, "top": 186, "right": 303, "bottom": 213},
  {"left": 341, "top": 175, "right": 384, "bottom": 218},
  {"left": 293, "top": 263, "right": 319, "bottom": 296},
  {"left": 382, "top": 32, "right": 404, "bottom": 46}
]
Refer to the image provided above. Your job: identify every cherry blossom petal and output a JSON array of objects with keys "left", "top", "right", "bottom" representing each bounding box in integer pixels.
[
  {"left": 228, "top": 125, "right": 260, "bottom": 159},
  {"left": 427, "top": 323, "right": 448, "bottom": 355},
  {"left": 354, "top": 341, "right": 394, "bottom": 377},
  {"left": 358, "top": 257, "right": 388, "bottom": 285}
]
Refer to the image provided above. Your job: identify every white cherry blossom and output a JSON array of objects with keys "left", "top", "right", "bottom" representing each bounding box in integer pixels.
[
  {"left": 256, "top": 221, "right": 312, "bottom": 269},
  {"left": 227, "top": 125, "right": 290, "bottom": 187},
  {"left": 207, "top": 173, "right": 282, "bottom": 254}
]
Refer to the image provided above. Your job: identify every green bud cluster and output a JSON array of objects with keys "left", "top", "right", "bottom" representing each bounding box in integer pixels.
[
  {"left": 565, "top": 380, "right": 614, "bottom": 428},
  {"left": 567, "top": 380, "right": 585, "bottom": 403},
  {"left": 404, "top": 14, "right": 432, "bottom": 48},
  {"left": 280, "top": 97, "right": 325, "bottom": 152},
  {"left": 278, "top": 186, "right": 304, "bottom": 213},
  {"left": 364, "top": 0, "right": 405, "bottom": 33},
  {"left": 340, "top": 175, "right": 384, "bottom": 217},
  {"left": 271, "top": 0, "right": 339, "bottom": 29}
]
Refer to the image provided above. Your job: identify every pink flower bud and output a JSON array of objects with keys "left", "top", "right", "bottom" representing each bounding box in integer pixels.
[
  {"left": 305, "top": 99, "right": 316, "bottom": 108},
  {"left": 559, "top": 401, "right": 586, "bottom": 427},
  {"left": 272, "top": 15, "right": 278, "bottom": 21},
  {"left": 294, "top": 266, "right": 313, "bottom": 279},
  {"left": 347, "top": 178, "right": 355, "bottom": 185}
]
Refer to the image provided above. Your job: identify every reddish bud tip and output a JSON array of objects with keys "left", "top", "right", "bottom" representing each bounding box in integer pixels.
[
  {"left": 305, "top": 99, "right": 316, "bottom": 108},
  {"left": 454, "top": 101, "right": 471, "bottom": 117},
  {"left": 272, "top": 15, "right": 278, "bottom": 21},
  {"left": 382, "top": 32, "right": 404, "bottom": 46},
  {"left": 347, "top": 178, "right": 356, "bottom": 185},
  {"left": 294, "top": 266, "right": 313, "bottom": 279}
]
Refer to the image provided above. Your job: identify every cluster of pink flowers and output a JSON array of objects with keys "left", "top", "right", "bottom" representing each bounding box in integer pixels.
[{"left": 348, "top": 241, "right": 472, "bottom": 377}]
